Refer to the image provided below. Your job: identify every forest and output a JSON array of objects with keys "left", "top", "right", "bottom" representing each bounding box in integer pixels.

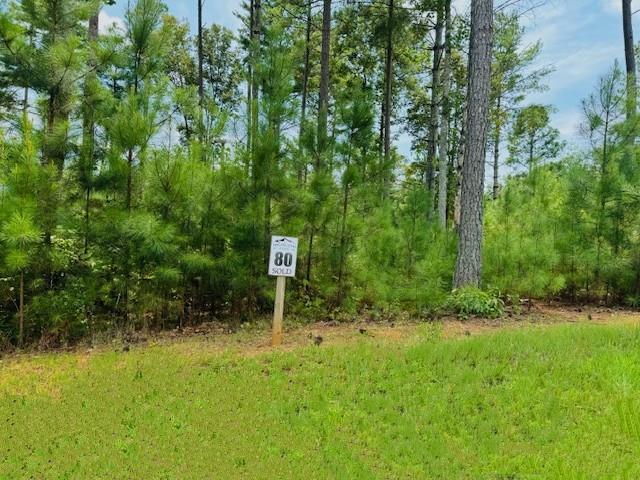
[{"left": 0, "top": 0, "right": 638, "bottom": 349}]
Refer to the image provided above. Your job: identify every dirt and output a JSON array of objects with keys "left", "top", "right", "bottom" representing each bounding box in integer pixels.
[
  {"left": 3, "top": 303, "right": 640, "bottom": 361},
  {"left": 146, "top": 303, "right": 640, "bottom": 359}
]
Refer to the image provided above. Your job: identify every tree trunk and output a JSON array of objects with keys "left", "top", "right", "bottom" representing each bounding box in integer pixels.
[
  {"left": 492, "top": 94, "right": 501, "bottom": 200},
  {"left": 22, "top": 85, "right": 28, "bottom": 116},
  {"left": 337, "top": 182, "right": 350, "bottom": 297},
  {"left": 82, "top": 9, "right": 99, "bottom": 254},
  {"left": 306, "top": 0, "right": 332, "bottom": 288},
  {"left": 427, "top": 6, "right": 444, "bottom": 194},
  {"left": 250, "top": 0, "right": 261, "bottom": 156},
  {"left": 437, "top": 0, "right": 452, "bottom": 227},
  {"left": 378, "top": 106, "right": 385, "bottom": 156},
  {"left": 454, "top": 120, "right": 465, "bottom": 228},
  {"left": 22, "top": 33, "right": 33, "bottom": 116},
  {"left": 18, "top": 271, "right": 24, "bottom": 348},
  {"left": 623, "top": 0, "right": 636, "bottom": 122},
  {"left": 253, "top": 0, "right": 261, "bottom": 122},
  {"left": 305, "top": 230, "right": 314, "bottom": 285},
  {"left": 298, "top": 0, "right": 312, "bottom": 184},
  {"left": 338, "top": 132, "right": 354, "bottom": 300},
  {"left": 382, "top": 0, "right": 395, "bottom": 193},
  {"left": 197, "top": 0, "right": 204, "bottom": 108},
  {"left": 453, "top": 0, "right": 493, "bottom": 289},
  {"left": 247, "top": 0, "right": 254, "bottom": 150},
  {"left": 317, "top": 0, "right": 332, "bottom": 163}
]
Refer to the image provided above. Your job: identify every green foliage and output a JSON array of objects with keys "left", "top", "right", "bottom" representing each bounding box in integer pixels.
[
  {"left": 484, "top": 167, "right": 566, "bottom": 298},
  {"left": 2, "top": 0, "right": 639, "bottom": 349},
  {"left": 351, "top": 198, "right": 456, "bottom": 315},
  {"left": 446, "top": 286, "right": 505, "bottom": 319},
  {"left": 507, "top": 104, "right": 563, "bottom": 172}
]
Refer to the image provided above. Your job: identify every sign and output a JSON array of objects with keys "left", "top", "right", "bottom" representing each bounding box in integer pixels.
[{"left": 268, "top": 236, "right": 298, "bottom": 278}]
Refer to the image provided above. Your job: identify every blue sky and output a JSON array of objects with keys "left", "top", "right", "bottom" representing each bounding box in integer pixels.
[{"left": 101, "top": 0, "right": 639, "bottom": 154}]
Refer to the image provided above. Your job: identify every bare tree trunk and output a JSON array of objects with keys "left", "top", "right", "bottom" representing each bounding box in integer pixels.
[
  {"left": 306, "top": 0, "right": 332, "bottom": 287},
  {"left": 251, "top": 0, "right": 261, "bottom": 151},
  {"left": 247, "top": 0, "right": 254, "bottom": 151},
  {"left": 82, "top": 10, "right": 100, "bottom": 254},
  {"left": 454, "top": 119, "right": 465, "bottom": 229},
  {"left": 492, "top": 94, "right": 501, "bottom": 199},
  {"left": 382, "top": 0, "right": 395, "bottom": 193},
  {"left": 198, "top": 0, "right": 204, "bottom": 108},
  {"left": 317, "top": 0, "right": 332, "bottom": 163},
  {"left": 298, "top": 0, "right": 312, "bottom": 183},
  {"left": 378, "top": 107, "right": 385, "bottom": 156},
  {"left": 426, "top": 6, "right": 444, "bottom": 194},
  {"left": 623, "top": 0, "right": 636, "bottom": 122},
  {"left": 453, "top": 0, "right": 493, "bottom": 288},
  {"left": 22, "top": 86, "right": 28, "bottom": 116},
  {"left": 437, "top": 0, "right": 452, "bottom": 227}
]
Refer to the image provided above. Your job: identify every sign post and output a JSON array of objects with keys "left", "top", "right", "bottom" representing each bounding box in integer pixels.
[{"left": 268, "top": 236, "right": 298, "bottom": 346}]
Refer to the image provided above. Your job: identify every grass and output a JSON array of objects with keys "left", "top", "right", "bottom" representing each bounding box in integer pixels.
[{"left": 2, "top": 322, "right": 640, "bottom": 479}]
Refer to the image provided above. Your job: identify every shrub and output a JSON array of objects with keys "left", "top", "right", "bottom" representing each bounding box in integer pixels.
[{"left": 446, "top": 287, "right": 505, "bottom": 319}]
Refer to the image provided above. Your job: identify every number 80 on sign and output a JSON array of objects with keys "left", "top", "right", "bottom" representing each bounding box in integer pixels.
[{"left": 268, "top": 236, "right": 298, "bottom": 277}]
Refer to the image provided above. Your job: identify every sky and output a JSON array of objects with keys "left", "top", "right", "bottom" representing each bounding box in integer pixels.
[{"left": 101, "top": 0, "right": 640, "bottom": 155}]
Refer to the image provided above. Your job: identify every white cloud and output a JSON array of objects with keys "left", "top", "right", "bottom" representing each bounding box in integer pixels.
[{"left": 98, "top": 10, "right": 125, "bottom": 34}]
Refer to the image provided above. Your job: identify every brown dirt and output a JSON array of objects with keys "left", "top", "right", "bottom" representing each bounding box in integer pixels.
[
  {"left": 148, "top": 303, "right": 640, "bottom": 359},
  {"left": 3, "top": 303, "right": 640, "bottom": 362}
]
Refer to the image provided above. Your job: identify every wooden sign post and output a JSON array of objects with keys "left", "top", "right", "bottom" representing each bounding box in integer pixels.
[{"left": 268, "top": 236, "right": 298, "bottom": 346}]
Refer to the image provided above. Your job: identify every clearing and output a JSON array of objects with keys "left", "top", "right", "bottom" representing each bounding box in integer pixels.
[{"left": 2, "top": 307, "right": 640, "bottom": 479}]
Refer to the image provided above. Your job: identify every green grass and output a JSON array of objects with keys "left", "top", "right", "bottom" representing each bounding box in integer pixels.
[{"left": 2, "top": 323, "right": 640, "bottom": 479}]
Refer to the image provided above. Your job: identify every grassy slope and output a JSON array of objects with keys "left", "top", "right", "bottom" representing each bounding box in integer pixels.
[{"left": 1, "top": 323, "right": 640, "bottom": 479}]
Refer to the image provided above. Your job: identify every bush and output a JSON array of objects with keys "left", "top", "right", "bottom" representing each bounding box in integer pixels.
[{"left": 446, "top": 287, "right": 505, "bottom": 319}]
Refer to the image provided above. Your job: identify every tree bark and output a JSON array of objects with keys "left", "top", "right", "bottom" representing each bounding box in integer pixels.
[
  {"left": 252, "top": 0, "right": 261, "bottom": 148},
  {"left": 248, "top": 0, "right": 261, "bottom": 157},
  {"left": 623, "top": 0, "right": 636, "bottom": 121},
  {"left": 426, "top": 5, "right": 444, "bottom": 194},
  {"left": 453, "top": 0, "right": 493, "bottom": 288},
  {"left": 246, "top": 0, "right": 254, "bottom": 150},
  {"left": 19, "top": 271, "right": 24, "bottom": 348},
  {"left": 306, "top": 0, "right": 332, "bottom": 287},
  {"left": 454, "top": 117, "right": 465, "bottom": 228},
  {"left": 87, "top": 10, "right": 101, "bottom": 48},
  {"left": 197, "top": 0, "right": 204, "bottom": 108},
  {"left": 82, "top": 10, "right": 100, "bottom": 253},
  {"left": 492, "top": 94, "right": 501, "bottom": 199},
  {"left": 338, "top": 130, "right": 355, "bottom": 301},
  {"left": 22, "top": 32, "right": 34, "bottom": 115},
  {"left": 317, "top": 0, "right": 332, "bottom": 163},
  {"left": 298, "top": 0, "right": 312, "bottom": 183},
  {"left": 437, "top": 0, "right": 452, "bottom": 227},
  {"left": 382, "top": 0, "right": 395, "bottom": 192}
]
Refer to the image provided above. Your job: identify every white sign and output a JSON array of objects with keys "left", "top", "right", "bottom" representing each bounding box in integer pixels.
[{"left": 268, "top": 236, "right": 298, "bottom": 277}]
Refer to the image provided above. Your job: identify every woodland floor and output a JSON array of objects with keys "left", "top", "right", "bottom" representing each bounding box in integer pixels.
[
  {"left": 2, "top": 305, "right": 640, "bottom": 478},
  {"left": 81, "top": 303, "right": 640, "bottom": 357}
]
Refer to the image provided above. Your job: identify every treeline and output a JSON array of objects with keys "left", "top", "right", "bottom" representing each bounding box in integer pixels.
[
  {"left": 0, "top": 0, "right": 636, "bottom": 348},
  {"left": 486, "top": 63, "right": 640, "bottom": 306}
]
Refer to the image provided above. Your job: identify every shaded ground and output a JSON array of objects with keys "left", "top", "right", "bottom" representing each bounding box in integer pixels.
[
  {"left": 150, "top": 303, "right": 640, "bottom": 356},
  {"left": 96, "top": 304, "right": 640, "bottom": 357},
  {"left": 3, "top": 303, "right": 640, "bottom": 362}
]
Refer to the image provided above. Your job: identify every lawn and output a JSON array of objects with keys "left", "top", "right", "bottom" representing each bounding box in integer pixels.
[{"left": 2, "top": 322, "right": 640, "bottom": 479}]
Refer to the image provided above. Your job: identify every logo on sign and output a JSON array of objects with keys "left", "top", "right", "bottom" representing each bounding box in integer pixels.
[{"left": 268, "top": 236, "right": 298, "bottom": 277}]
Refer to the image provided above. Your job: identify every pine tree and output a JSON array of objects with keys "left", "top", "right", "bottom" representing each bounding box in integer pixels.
[{"left": 453, "top": 0, "right": 494, "bottom": 289}]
